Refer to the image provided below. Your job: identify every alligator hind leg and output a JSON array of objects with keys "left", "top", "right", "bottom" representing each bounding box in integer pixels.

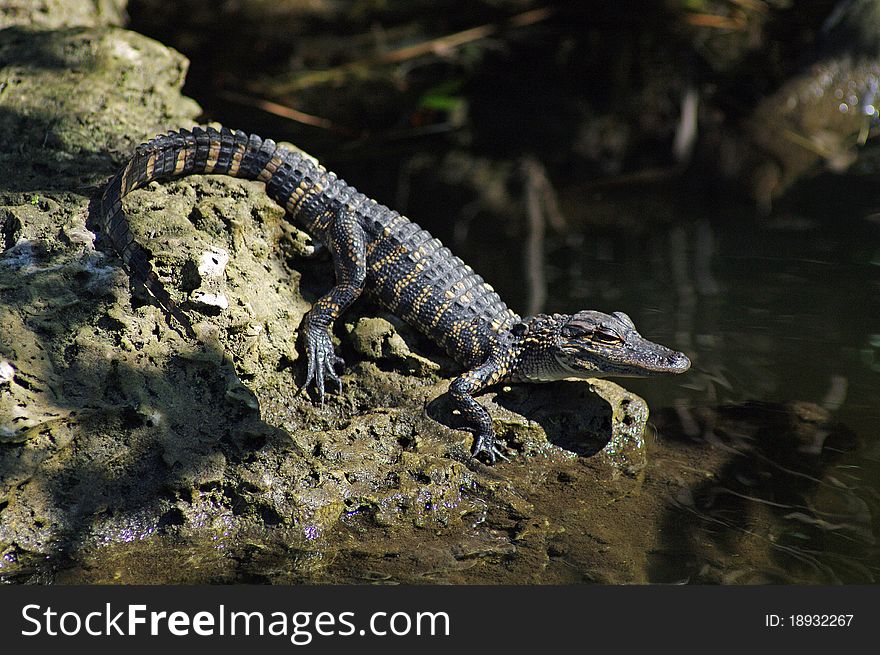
[{"left": 302, "top": 208, "right": 366, "bottom": 402}]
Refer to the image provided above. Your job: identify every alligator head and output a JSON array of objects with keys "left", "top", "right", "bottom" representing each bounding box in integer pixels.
[{"left": 511, "top": 310, "right": 690, "bottom": 382}]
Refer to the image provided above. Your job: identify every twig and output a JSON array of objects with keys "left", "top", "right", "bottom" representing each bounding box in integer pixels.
[
  {"left": 683, "top": 13, "right": 747, "bottom": 30},
  {"left": 217, "top": 90, "right": 359, "bottom": 137},
  {"left": 374, "top": 7, "right": 555, "bottom": 65},
  {"left": 263, "top": 7, "right": 557, "bottom": 95}
]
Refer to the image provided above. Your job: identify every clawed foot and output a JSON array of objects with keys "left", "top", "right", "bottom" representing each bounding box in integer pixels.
[
  {"left": 471, "top": 431, "right": 509, "bottom": 464},
  {"left": 301, "top": 325, "right": 344, "bottom": 404}
]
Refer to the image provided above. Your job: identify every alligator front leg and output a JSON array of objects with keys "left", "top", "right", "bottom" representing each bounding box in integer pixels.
[
  {"left": 302, "top": 208, "right": 366, "bottom": 402},
  {"left": 449, "top": 359, "right": 509, "bottom": 463}
]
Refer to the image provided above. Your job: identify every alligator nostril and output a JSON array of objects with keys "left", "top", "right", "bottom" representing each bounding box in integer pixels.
[{"left": 670, "top": 351, "right": 691, "bottom": 373}]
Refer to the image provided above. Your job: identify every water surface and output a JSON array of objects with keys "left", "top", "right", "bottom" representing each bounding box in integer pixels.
[{"left": 527, "top": 172, "right": 880, "bottom": 583}]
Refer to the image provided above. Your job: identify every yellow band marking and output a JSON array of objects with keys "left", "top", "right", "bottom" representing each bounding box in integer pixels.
[
  {"left": 204, "top": 140, "right": 221, "bottom": 174},
  {"left": 173, "top": 148, "right": 187, "bottom": 174}
]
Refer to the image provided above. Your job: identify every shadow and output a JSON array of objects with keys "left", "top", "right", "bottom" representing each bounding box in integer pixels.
[
  {"left": 0, "top": 105, "right": 119, "bottom": 195},
  {"left": 0, "top": 28, "right": 150, "bottom": 196},
  {"left": 0, "top": 27, "right": 73, "bottom": 71},
  {"left": 425, "top": 381, "right": 613, "bottom": 458}
]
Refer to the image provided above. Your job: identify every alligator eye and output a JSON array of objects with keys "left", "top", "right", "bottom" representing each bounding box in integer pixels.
[
  {"left": 593, "top": 329, "right": 622, "bottom": 344},
  {"left": 511, "top": 322, "right": 528, "bottom": 337}
]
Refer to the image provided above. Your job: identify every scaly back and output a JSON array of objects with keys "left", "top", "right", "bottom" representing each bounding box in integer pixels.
[{"left": 100, "top": 126, "right": 520, "bottom": 363}]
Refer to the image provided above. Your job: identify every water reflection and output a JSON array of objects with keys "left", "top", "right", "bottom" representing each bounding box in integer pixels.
[{"left": 652, "top": 401, "right": 870, "bottom": 584}]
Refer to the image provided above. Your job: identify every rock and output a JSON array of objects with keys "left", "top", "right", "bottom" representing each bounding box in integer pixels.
[
  {"left": 344, "top": 315, "right": 441, "bottom": 376},
  {"left": 346, "top": 316, "right": 411, "bottom": 361},
  {"left": 1, "top": 0, "right": 127, "bottom": 30},
  {"left": 732, "top": 1, "right": 880, "bottom": 211},
  {"left": 0, "top": 360, "right": 13, "bottom": 384},
  {"left": 188, "top": 247, "right": 231, "bottom": 311},
  {"left": 590, "top": 379, "right": 649, "bottom": 478},
  {"left": 744, "top": 57, "right": 880, "bottom": 211},
  {"left": 481, "top": 378, "right": 648, "bottom": 477}
]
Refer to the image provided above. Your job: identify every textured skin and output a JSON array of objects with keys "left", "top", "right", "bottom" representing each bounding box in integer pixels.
[{"left": 100, "top": 126, "right": 690, "bottom": 463}]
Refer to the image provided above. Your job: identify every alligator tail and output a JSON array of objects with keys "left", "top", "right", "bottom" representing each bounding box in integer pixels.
[{"left": 98, "top": 126, "right": 284, "bottom": 336}]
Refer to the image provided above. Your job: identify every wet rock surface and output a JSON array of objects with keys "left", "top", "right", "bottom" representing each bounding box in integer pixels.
[{"left": 0, "top": 16, "right": 658, "bottom": 584}]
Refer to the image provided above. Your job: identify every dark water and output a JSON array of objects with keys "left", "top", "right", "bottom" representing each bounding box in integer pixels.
[{"left": 523, "top": 173, "right": 880, "bottom": 583}]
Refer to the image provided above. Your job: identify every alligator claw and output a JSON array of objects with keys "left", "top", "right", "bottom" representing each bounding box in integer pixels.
[
  {"left": 471, "top": 432, "right": 509, "bottom": 464},
  {"left": 302, "top": 326, "right": 343, "bottom": 403}
]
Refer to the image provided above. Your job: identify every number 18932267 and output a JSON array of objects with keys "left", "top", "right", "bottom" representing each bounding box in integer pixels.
[{"left": 789, "top": 615, "right": 853, "bottom": 627}]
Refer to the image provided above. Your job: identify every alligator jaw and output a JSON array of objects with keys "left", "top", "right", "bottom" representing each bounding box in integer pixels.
[{"left": 597, "top": 334, "right": 691, "bottom": 378}]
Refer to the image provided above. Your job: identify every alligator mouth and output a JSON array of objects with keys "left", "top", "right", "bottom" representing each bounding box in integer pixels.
[{"left": 558, "top": 345, "right": 691, "bottom": 378}]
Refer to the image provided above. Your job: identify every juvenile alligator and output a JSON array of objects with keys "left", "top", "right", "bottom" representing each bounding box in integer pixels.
[{"left": 100, "top": 126, "right": 690, "bottom": 463}]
